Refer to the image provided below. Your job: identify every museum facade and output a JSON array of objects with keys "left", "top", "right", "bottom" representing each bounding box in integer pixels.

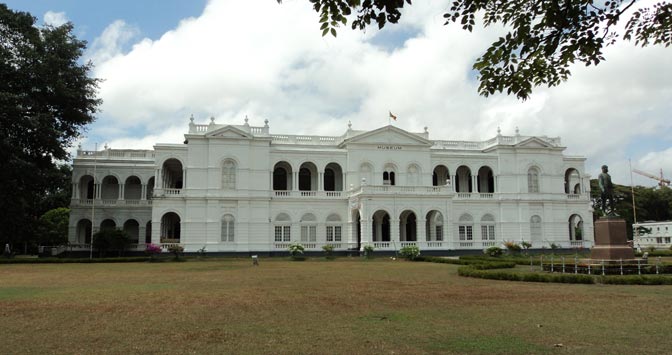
[{"left": 68, "top": 117, "right": 594, "bottom": 253}]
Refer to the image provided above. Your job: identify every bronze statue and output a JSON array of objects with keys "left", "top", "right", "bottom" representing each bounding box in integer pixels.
[{"left": 598, "top": 165, "right": 615, "bottom": 215}]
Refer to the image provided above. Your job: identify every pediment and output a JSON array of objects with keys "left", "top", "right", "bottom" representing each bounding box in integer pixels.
[
  {"left": 514, "top": 137, "right": 553, "bottom": 149},
  {"left": 340, "top": 125, "right": 431, "bottom": 147},
  {"left": 205, "top": 125, "right": 252, "bottom": 139}
]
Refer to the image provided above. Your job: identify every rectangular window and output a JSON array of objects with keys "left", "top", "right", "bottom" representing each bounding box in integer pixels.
[
  {"left": 283, "top": 226, "right": 291, "bottom": 242},
  {"left": 436, "top": 226, "right": 443, "bottom": 241},
  {"left": 301, "top": 226, "right": 316, "bottom": 242},
  {"left": 657, "top": 237, "right": 663, "bottom": 244},
  {"left": 665, "top": 237, "right": 671, "bottom": 243},
  {"left": 326, "top": 226, "right": 342, "bottom": 242},
  {"left": 274, "top": 226, "right": 282, "bottom": 242},
  {"left": 459, "top": 226, "right": 472, "bottom": 241}
]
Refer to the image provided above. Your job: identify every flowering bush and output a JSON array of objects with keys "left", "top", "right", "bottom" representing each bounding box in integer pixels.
[
  {"left": 399, "top": 245, "right": 421, "bottom": 260},
  {"left": 145, "top": 243, "right": 162, "bottom": 261},
  {"left": 288, "top": 242, "right": 305, "bottom": 260},
  {"left": 322, "top": 244, "right": 335, "bottom": 259},
  {"left": 167, "top": 244, "right": 184, "bottom": 260},
  {"left": 503, "top": 241, "right": 522, "bottom": 254}
]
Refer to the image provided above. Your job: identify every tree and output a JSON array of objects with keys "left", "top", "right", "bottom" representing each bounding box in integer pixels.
[
  {"left": 289, "top": 0, "right": 671, "bottom": 99},
  {"left": 36, "top": 207, "right": 70, "bottom": 246},
  {"left": 93, "top": 229, "right": 131, "bottom": 257},
  {"left": 0, "top": 5, "right": 100, "bottom": 250}
]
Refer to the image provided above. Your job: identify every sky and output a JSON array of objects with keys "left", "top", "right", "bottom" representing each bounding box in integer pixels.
[{"left": 5, "top": 0, "right": 672, "bottom": 187}]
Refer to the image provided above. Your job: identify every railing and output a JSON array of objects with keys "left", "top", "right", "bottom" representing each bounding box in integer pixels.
[
  {"left": 373, "top": 242, "right": 390, "bottom": 249},
  {"left": 567, "top": 194, "right": 581, "bottom": 200},
  {"left": 400, "top": 241, "right": 417, "bottom": 247},
  {"left": 479, "top": 193, "right": 494, "bottom": 199},
  {"left": 164, "top": 188, "right": 181, "bottom": 195},
  {"left": 74, "top": 199, "right": 153, "bottom": 207},
  {"left": 431, "top": 135, "right": 561, "bottom": 150},
  {"left": 273, "top": 191, "right": 344, "bottom": 198},
  {"left": 353, "top": 185, "right": 451, "bottom": 196},
  {"left": 271, "top": 134, "right": 343, "bottom": 145},
  {"left": 457, "top": 193, "right": 471, "bottom": 198},
  {"left": 77, "top": 149, "right": 155, "bottom": 159}
]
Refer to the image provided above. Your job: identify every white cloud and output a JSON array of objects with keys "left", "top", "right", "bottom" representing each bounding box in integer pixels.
[
  {"left": 86, "top": 20, "right": 139, "bottom": 65},
  {"left": 43, "top": 11, "right": 68, "bottom": 27},
  {"left": 87, "top": 0, "right": 672, "bottom": 185}
]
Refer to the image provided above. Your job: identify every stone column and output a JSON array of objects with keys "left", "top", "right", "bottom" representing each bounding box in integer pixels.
[
  {"left": 359, "top": 218, "right": 370, "bottom": 247},
  {"left": 390, "top": 218, "right": 400, "bottom": 248},
  {"left": 119, "top": 184, "right": 125, "bottom": 200},
  {"left": 318, "top": 172, "right": 323, "bottom": 191},
  {"left": 293, "top": 171, "right": 298, "bottom": 191},
  {"left": 473, "top": 175, "right": 479, "bottom": 193},
  {"left": 141, "top": 184, "right": 147, "bottom": 200},
  {"left": 72, "top": 183, "right": 78, "bottom": 199},
  {"left": 417, "top": 217, "right": 426, "bottom": 244},
  {"left": 452, "top": 175, "right": 457, "bottom": 192}
]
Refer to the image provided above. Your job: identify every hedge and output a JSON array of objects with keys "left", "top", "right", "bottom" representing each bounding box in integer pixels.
[
  {"left": 414, "top": 256, "right": 515, "bottom": 269},
  {"left": 0, "top": 257, "right": 151, "bottom": 264},
  {"left": 600, "top": 275, "right": 672, "bottom": 285},
  {"left": 457, "top": 266, "right": 595, "bottom": 284}
]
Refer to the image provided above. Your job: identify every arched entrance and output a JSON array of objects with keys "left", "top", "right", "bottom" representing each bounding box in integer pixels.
[
  {"left": 76, "top": 219, "right": 92, "bottom": 244},
  {"left": 123, "top": 219, "right": 140, "bottom": 243},
  {"left": 569, "top": 214, "right": 584, "bottom": 241},
  {"left": 399, "top": 210, "right": 417, "bottom": 241},
  {"left": 161, "top": 212, "right": 181, "bottom": 242},
  {"left": 425, "top": 210, "right": 444, "bottom": 241},
  {"left": 372, "top": 210, "right": 390, "bottom": 242}
]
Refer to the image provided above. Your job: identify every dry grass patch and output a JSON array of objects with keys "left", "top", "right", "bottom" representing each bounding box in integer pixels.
[{"left": 1, "top": 258, "right": 671, "bottom": 354}]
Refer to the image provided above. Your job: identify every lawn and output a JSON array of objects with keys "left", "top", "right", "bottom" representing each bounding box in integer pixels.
[{"left": 1, "top": 258, "right": 671, "bottom": 354}]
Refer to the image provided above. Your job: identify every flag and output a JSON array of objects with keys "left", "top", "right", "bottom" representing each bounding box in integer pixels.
[{"left": 389, "top": 111, "right": 397, "bottom": 121}]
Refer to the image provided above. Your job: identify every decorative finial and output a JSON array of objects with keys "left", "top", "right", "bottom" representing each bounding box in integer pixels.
[
  {"left": 104, "top": 143, "right": 109, "bottom": 150},
  {"left": 264, "top": 119, "right": 269, "bottom": 127},
  {"left": 424, "top": 126, "right": 428, "bottom": 133},
  {"left": 244, "top": 115, "right": 249, "bottom": 124},
  {"left": 515, "top": 126, "right": 520, "bottom": 135},
  {"left": 210, "top": 116, "right": 215, "bottom": 123},
  {"left": 497, "top": 126, "right": 501, "bottom": 135},
  {"left": 189, "top": 114, "right": 194, "bottom": 123},
  {"left": 78, "top": 143, "right": 82, "bottom": 150},
  {"left": 348, "top": 120, "right": 352, "bottom": 129}
]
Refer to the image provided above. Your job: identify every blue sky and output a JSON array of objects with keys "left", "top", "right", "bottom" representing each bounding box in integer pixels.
[
  {"left": 5, "top": 0, "right": 207, "bottom": 43},
  {"left": 4, "top": 0, "right": 672, "bottom": 186}
]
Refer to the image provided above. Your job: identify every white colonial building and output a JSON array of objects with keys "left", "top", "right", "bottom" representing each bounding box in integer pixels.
[
  {"left": 633, "top": 221, "right": 672, "bottom": 250},
  {"left": 68, "top": 117, "right": 593, "bottom": 253}
]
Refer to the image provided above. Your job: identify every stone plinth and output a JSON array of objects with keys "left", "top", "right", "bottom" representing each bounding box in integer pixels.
[{"left": 591, "top": 217, "right": 635, "bottom": 260}]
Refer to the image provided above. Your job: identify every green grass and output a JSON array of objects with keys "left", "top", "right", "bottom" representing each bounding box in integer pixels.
[{"left": 1, "top": 258, "right": 671, "bottom": 354}]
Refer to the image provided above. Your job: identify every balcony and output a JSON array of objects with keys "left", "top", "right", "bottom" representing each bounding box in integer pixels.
[
  {"left": 351, "top": 185, "right": 452, "bottom": 196},
  {"left": 272, "top": 191, "right": 345, "bottom": 199},
  {"left": 72, "top": 199, "right": 153, "bottom": 207}
]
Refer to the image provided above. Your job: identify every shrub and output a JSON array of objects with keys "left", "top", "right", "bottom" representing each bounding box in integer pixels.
[
  {"left": 457, "top": 266, "right": 594, "bottom": 284},
  {"left": 145, "top": 243, "right": 162, "bottom": 261},
  {"left": 167, "top": 245, "right": 184, "bottom": 260},
  {"left": 362, "top": 244, "right": 374, "bottom": 259},
  {"left": 521, "top": 241, "right": 532, "bottom": 251},
  {"left": 399, "top": 245, "right": 420, "bottom": 260},
  {"left": 503, "top": 241, "right": 522, "bottom": 254},
  {"left": 92, "top": 229, "right": 131, "bottom": 257},
  {"left": 601, "top": 275, "right": 672, "bottom": 285},
  {"left": 322, "top": 244, "right": 335, "bottom": 259},
  {"left": 0, "top": 257, "right": 150, "bottom": 264},
  {"left": 484, "top": 246, "right": 503, "bottom": 257},
  {"left": 288, "top": 242, "right": 305, "bottom": 260}
]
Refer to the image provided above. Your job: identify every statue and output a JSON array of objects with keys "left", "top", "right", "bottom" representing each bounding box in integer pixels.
[{"left": 598, "top": 165, "right": 616, "bottom": 216}]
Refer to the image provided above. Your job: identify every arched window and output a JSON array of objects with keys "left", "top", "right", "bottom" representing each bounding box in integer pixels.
[
  {"left": 76, "top": 219, "right": 92, "bottom": 244},
  {"left": 324, "top": 163, "right": 343, "bottom": 191},
  {"left": 222, "top": 160, "right": 236, "bottom": 190},
  {"left": 564, "top": 168, "right": 580, "bottom": 194},
  {"left": 145, "top": 221, "right": 152, "bottom": 243},
  {"left": 458, "top": 213, "right": 473, "bottom": 241},
  {"left": 481, "top": 214, "right": 495, "bottom": 241},
  {"left": 456, "top": 166, "right": 472, "bottom": 193},
  {"left": 432, "top": 165, "right": 450, "bottom": 186},
  {"left": 124, "top": 176, "right": 142, "bottom": 200},
  {"left": 360, "top": 163, "right": 373, "bottom": 186},
  {"left": 477, "top": 166, "right": 494, "bottom": 193},
  {"left": 425, "top": 211, "right": 444, "bottom": 241},
  {"left": 326, "top": 214, "right": 342, "bottom": 242},
  {"left": 101, "top": 176, "right": 119, "bottom": 200},
  {"left": 528, "top": 167, "right": 540, "bottom": 193},
  {"left": 530, "top": 215, "right": 542, "bottom": 241},
  {"left": 162, "top": 159, "right": 183, "bottom": 189},
  {"left": 300, "top": 213, "right": 317, "bottom": 242},
  {"left": 273, "top": 162, "right": 292, "bottom": 190},
  {"left": 123, "top": 219, "right": 140, "bottom": 243},
  {"left": 160, "top": 212, "right": 181, "bottom": 242},
  {"left": 274, "top": 213, "right": 291, "bottom": 242},
  {"left": 221, "top": 214, "right": 235, "bottom": 242},
  {"left": 383, "top": 164, "right": 396, "bottom": 186}
]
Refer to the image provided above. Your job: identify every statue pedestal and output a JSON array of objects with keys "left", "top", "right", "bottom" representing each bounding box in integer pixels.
[{"left": 591, "top": 217, "right": 635, "bottom": 260}]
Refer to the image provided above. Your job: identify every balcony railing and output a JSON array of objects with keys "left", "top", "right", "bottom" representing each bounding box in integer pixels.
[
  {"left": 74, "top": 199, "right": 152, "bottom": 206},
  {"left": 273, "top": 191, "right": 344, "bottom": 198}
]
